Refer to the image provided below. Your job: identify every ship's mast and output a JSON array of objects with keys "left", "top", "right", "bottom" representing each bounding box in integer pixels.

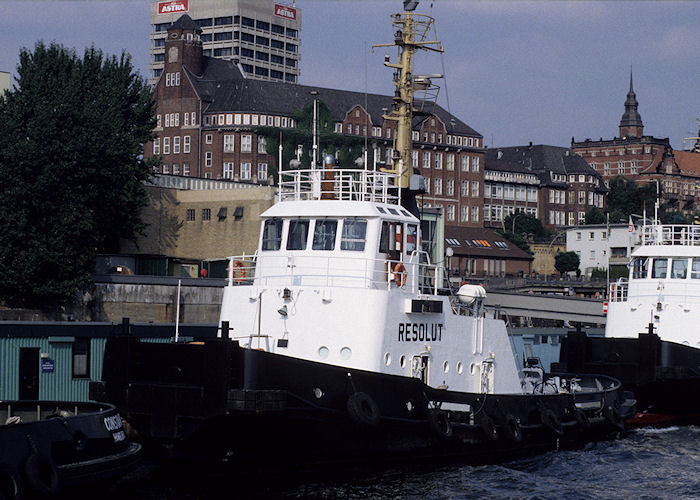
[{"left": 373, "top": 1, "right": 443, "bottom": 192}]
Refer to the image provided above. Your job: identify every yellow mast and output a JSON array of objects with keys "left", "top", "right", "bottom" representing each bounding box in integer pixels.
[{"left": 373, "top": 1, "right": 443, "bottom": 190}]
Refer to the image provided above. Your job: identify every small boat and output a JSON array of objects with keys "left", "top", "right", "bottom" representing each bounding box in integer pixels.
[
  {"left": 92, "top": 0, "right": 634, "bottom": 467},
  {"left": 556, "top": 215, "right": 700, "bottom": 424},
  {"left": 0, "top": 400, "right": 141, "bottom": 499}
]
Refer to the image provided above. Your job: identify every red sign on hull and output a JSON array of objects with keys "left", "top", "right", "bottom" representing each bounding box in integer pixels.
[
  {"left": 158, "top": 0, "right": 189, "bottom": 15},
  {"left": 274, "top": 3, "right": 297, "bottom": 21}
]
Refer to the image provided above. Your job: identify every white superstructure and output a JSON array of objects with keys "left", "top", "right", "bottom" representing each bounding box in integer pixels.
[
  {"left": 218, "top": 166, "right": 524, "bottom": 395},
  {"left": 607, "top": 222, "right": 700, "bottom": 347}
]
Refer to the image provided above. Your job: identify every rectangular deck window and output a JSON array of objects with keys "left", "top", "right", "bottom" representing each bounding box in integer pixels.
[
  {"left": 652, "top": 258, "right": 668, "bottom": 279},
  {"left": 286, "top": 220, "right": 309, "bottom": 250},
  {"left": 262, "top": 219, "right": 283, "bottom": 250},
  {"left": 341, "top": 219, "right": 367, "bottom": 251},
  {"left": 312, "top": 219, "right": 337, "bottom": 250},
  {"left": 671, "top": 258, "right": 688, "bottom": 279}
]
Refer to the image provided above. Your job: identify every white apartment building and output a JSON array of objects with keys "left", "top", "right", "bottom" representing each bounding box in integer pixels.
[
  {"left": 149, "top": 0, "right": 301, "bottom": 85},
  {"left": 566, "top": 223, "right": 638, "bottom": 276}
]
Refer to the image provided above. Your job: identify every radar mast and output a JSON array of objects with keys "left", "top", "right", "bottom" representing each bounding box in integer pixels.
[{"left": 373, "top": 1, "right": 444, "bottom": 198}]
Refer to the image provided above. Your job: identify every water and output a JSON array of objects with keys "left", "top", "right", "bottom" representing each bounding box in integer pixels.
[{"left": 98, "top": 426, "right": 700, "bottom": 499}]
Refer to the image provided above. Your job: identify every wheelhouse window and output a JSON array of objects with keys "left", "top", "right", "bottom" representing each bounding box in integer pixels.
[
  {"left": 262, "top": 219, "right": 283, "bottom": 250},
  {"left": 651, "top": 258, "right": 668, "bottom": 279},
  {"left": 312, "top": 219, "right": 337, "bottom": 250},
  {"left": 671, "top": 258, "right": 688, "bottom": 279},
  {"left": 692, "top": 258, "right": 700, "bottom": 279},
  {"left": 405, "top": 224, "right": 417, "bottom": 253},
  {"left": 632, "top": 257, "right": 648, "bottom": 279},
  {"left": 341, "top": 219, "right": 367, "bottom": 251},
  {"left": 287, "top": 220, "right": 309, "bottom": 250}
]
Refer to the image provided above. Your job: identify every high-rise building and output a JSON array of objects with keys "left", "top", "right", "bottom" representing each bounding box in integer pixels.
[{"left": 149, "top": 0, "right": 301, "bottom": 85}]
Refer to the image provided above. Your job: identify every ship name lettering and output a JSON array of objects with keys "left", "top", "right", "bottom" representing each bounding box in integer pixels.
[{"left": 398, "top": 323, "right": 443, "bottom": 342}]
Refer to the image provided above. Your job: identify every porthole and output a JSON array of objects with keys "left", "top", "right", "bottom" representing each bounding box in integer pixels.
[
  {"left": 384, "top": 352, "right": 391, "bottom": 366},
  {"left": 470, "top": 362, "right": 477, "bottom": 375},
  {"left": 340, "top": 347, "right": 352, "bottom": 360},
  {"left": 400, "top": 355, "right": 407, "bottom": 368},
  {"left": 318, "top": 346, "right": 329, "bottom": 359},
  {"left": 443, "top": 361, "right": 449, "bottom": 373},
  {"left": 313, "top": 387, "right": 324, "bottom": 399},
  {"left": 457, "top": 362, "right": 464, "bottom": 374}
]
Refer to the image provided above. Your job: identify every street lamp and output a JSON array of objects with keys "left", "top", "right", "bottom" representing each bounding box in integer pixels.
[
  {"left": 543, "top": 231, "right": 565, "bottom": 281},
  {"left": 511, "top": 211, "right": 524, "bottom": 235}
]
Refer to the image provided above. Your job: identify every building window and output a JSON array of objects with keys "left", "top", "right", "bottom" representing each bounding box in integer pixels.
[
  {"left": 153, "top": 138, "right": 160, "bottom": 155},
  {"left": 461, "top": 205, "right": 469, "bottom": 222},
  {"left": 241, "top": 162, "right": 251, "bottom": 180},
  {"left": 446, "top": 179, "right": 454, "bottom": 196},
  {"left": 224, "top": 162, "right": 234, "bottom": 179},
  {"left": 186, "top": 208, "right": 195, "bottom": 221},
  {"left": 471, "top": 156, "right": 479, "bottom": 172},
  {"left": 183, "top": 136, "right": 190, "bottom": 153},
  {"left": 205, "top": 152, "right": 212, "bottom": 167},
  {"left": 72, "top": 338, "right": 90, "bottom": 378},
  {"left": 157, "top": 115, "right": 161, "bottom": 128},
  {"left": 258, "top": 136, "right": 267, "bottom": 154},
  {"left": 446, "top": 154, "right": 454, "bottom": 170},
  {"left": 224, "top": 135, "right": 235, "bottom": 153},
  {"left": 241, "top": 135, "right": 251, "bottom": 152},
  {"left": 173, "top": 136, "right": 180, "bottom": 154},
  {"left": 422, "top": 152, "right": 430, "bottom": 169},
  {"left": 435, "top": 153, "right": 443, "bottom": 169},
  {"left": 471, "top": 205, "right": 479, "bottom": 223},
  {"left": 184, "top": 113, "right": 189, "bottom": 127},
  {"left": 172, "top": 164, "right": 179, "bottom": 175},
  {"left": 202, "top": 208, "right": 211, "bottom": 221},
  {"left": 205, "top": 134, "right": 213, "bottom": 144},
  {"left": 471, "top": 181, "right": 479, "bottom": 197},
  {"left": 163, "top": 137, "right": 170, "bottom": 155},
  {"left": 412, "top": 151, "right": 418, "bottom": 168},
  {"left": 434, "top": 178, "right": 442, "bottom": 195},
  {"left": 258, "top": 163, "right": 268, "bottom": 181},
  {"left": 183, "top": 163, "right": 190, "bottom": 176},
  {"left": 446, "top": 204, "right": 455, "bottom": 221},
  {"left": 461, "top": 181, "right": 469, "bottom": 197},
  {"left": 162, "top": 164, "right": 170, "bottom": 174}
]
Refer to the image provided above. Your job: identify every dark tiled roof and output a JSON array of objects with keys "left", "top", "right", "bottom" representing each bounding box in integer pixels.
[
  {"left": 485, "top": 157, "right": 536, "bottom": 175},
  {"left": 169, "top": 14, "right": 200, "bottom": 32},
  {"left": 485, "top": 145, "right": 604, "bottom": 188},
  {"left": 444, "top": 226, "right": 533, "bottom": 260},
  {"left": 185, "top": 55, "right": 480, "bottom": 136}
]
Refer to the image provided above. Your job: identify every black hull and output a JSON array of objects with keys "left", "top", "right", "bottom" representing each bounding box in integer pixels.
[
  {"left": 553, "top": 331, "right": 700, "bottom": 420},
  {"left": 0, "top": 401, "right": 141, "bottom": 499},
  {"left": 93, "top": 336, "right": 633, "bottom": 468}
]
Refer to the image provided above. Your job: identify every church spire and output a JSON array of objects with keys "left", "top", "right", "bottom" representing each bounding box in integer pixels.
[{"left": 619, "top": 68, "right": 644, "bottom": 138}]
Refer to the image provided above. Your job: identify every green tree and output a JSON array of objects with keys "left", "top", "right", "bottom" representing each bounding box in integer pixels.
[
  {"left": 554, "top": 251, "right": 580, "bottom": 276},
  {"left": 499, "top": 212, "right": 553, "bottom": 254},
  {"left": 256, "top": 100, "right": 377, "bottom": 181},
  {"left": 0, "top": 42, "right": 156, "bottom": 308},
  {"left": 584, "top": 206, "right": 606, "bottom": 224}
]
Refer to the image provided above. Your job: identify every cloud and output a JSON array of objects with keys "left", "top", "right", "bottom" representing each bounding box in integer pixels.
[{"left": 654, "top": 25, "right": 700, "bottom": 63}]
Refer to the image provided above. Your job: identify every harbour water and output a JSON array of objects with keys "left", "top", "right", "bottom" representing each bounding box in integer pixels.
[{"left": 96, "top": 426, "right": 699, "bottom": 499}]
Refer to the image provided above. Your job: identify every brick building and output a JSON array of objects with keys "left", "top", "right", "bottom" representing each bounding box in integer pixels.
[
  {"left": 572, "top": 74, "right": 700, "bottom": 212},
  {"left": 482, "top": 155, "right": 540, "bottom": 230},
  {"left": 484, "top": 145, "right": 605, "bottom": 231},
  {"left": 145, "top": 15, "right": 486, "bottom": 227}
]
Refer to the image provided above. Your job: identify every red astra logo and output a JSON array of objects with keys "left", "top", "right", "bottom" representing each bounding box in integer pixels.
[
  {"left": 274, "top": 4, "right": 297, "bottom": 20},
  {"left": 158, "top": 0, "right": 189, "bottom": 15}
]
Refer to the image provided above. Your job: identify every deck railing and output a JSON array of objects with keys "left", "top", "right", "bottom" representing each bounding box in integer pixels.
[
  {"left": 225, "top": 251, "right": 443, "bottom": 295},
  {"left": 640, "top": 224, "right": 700, "bottom": 246},
  {"left": 277, "top": 167, "right": 401, "bottom": 204},
  {"left": 609, "top": 279, "right": 628, "bottom": 302}
]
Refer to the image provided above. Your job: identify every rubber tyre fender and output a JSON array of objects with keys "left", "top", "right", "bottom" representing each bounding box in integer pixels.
[
  {"left": 604, "top": 405, "right": 624, "bottom": 430},
  {"left": 480, "top": 415, "right": 499, "bottom": 441},
  {"left": 0, "top": 466, "right": 24, "bottom": 500},
  {"left": 428, "top": 409, "right": 453, "bottom": 440},
  {"left": 24, "top": 453, "right": 59, "bottom": 496},
  {"left": 503, "top": 414, "right": 523, "bottom": 443},
  {"left": 574, "top": 409, "right": 591, "bottom": 430},
  {"left": 346, "top": 392, "right": 380, "bottom": 426},
  {"left": 541, "top": 409, "right": 564, "bottom": 437}
]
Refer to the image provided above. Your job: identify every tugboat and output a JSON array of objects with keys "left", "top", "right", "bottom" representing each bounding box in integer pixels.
[
  {"left": 0, "top": 400, "right": 140, "bottom": 499},
  {"left": 556, "top": 208, "right": 700, "bottom": 425},
  {"left": 93, "top": 0, "right": 634, "bottom": 466}
]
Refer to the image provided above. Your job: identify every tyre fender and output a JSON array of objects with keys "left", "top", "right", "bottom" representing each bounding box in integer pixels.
[
  {"left": 541, "top": 409, "right": 564, "bottom": 437},
  {"left": 604, "top": 405, "right": 624, "bottom": 430},
  {"left": 346, "top": 392, "right": 380, "bottom": 426},
  {"left": 24, "top": 453, "right": 59, "bottom": 496},
  {"left": 0, "top": 466, "right": 24, "bottom": 500},
  {"left": 428, "top": 409, "right": 453, "bottom": 440},
  {"left": 574, "top": 409, "right": 591, "bottom": 430},
  {"left": 503, "top": 414, "right": 523, "bottom": 443},
  {"left": 480, "top": 415, "right": 499, "bottom": 441}
]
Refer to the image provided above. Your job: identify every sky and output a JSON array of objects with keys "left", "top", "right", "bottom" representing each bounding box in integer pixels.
[{"left": 0, "top": 0, "right": 698, "bottom": 150}]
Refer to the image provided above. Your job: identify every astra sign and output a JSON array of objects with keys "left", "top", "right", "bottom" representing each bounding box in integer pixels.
[
  {"left": 158, "top": 0, "right": 188, "bottom": 15},
  {"left": 274, "top": 3, "right": 297, "bottom": 20}
]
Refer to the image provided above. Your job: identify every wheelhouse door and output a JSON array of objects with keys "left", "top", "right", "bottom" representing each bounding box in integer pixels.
[{"left": 19, "top": 347, "right": 40, "bottom": 400}]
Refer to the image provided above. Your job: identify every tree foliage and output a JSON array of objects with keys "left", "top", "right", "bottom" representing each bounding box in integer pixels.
[
  {"left": 256, "top": 100, "right": 379, "bottom": 180},
  {"left": 499, "top": 212, "right": 553, "bottom": 254},
  {"left": 554, "top": 251, "right": 580, "bottom": 276},
  {"left": 584, "top": 207, "right": 606, "bottom": 224},
  {"left": 0, "top": 42, "right": 156, "bottom": 307}
]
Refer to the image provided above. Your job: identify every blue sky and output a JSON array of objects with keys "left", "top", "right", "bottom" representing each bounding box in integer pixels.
[{"left": 1, "top": 0, "right": 698, "bottom": 150}]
